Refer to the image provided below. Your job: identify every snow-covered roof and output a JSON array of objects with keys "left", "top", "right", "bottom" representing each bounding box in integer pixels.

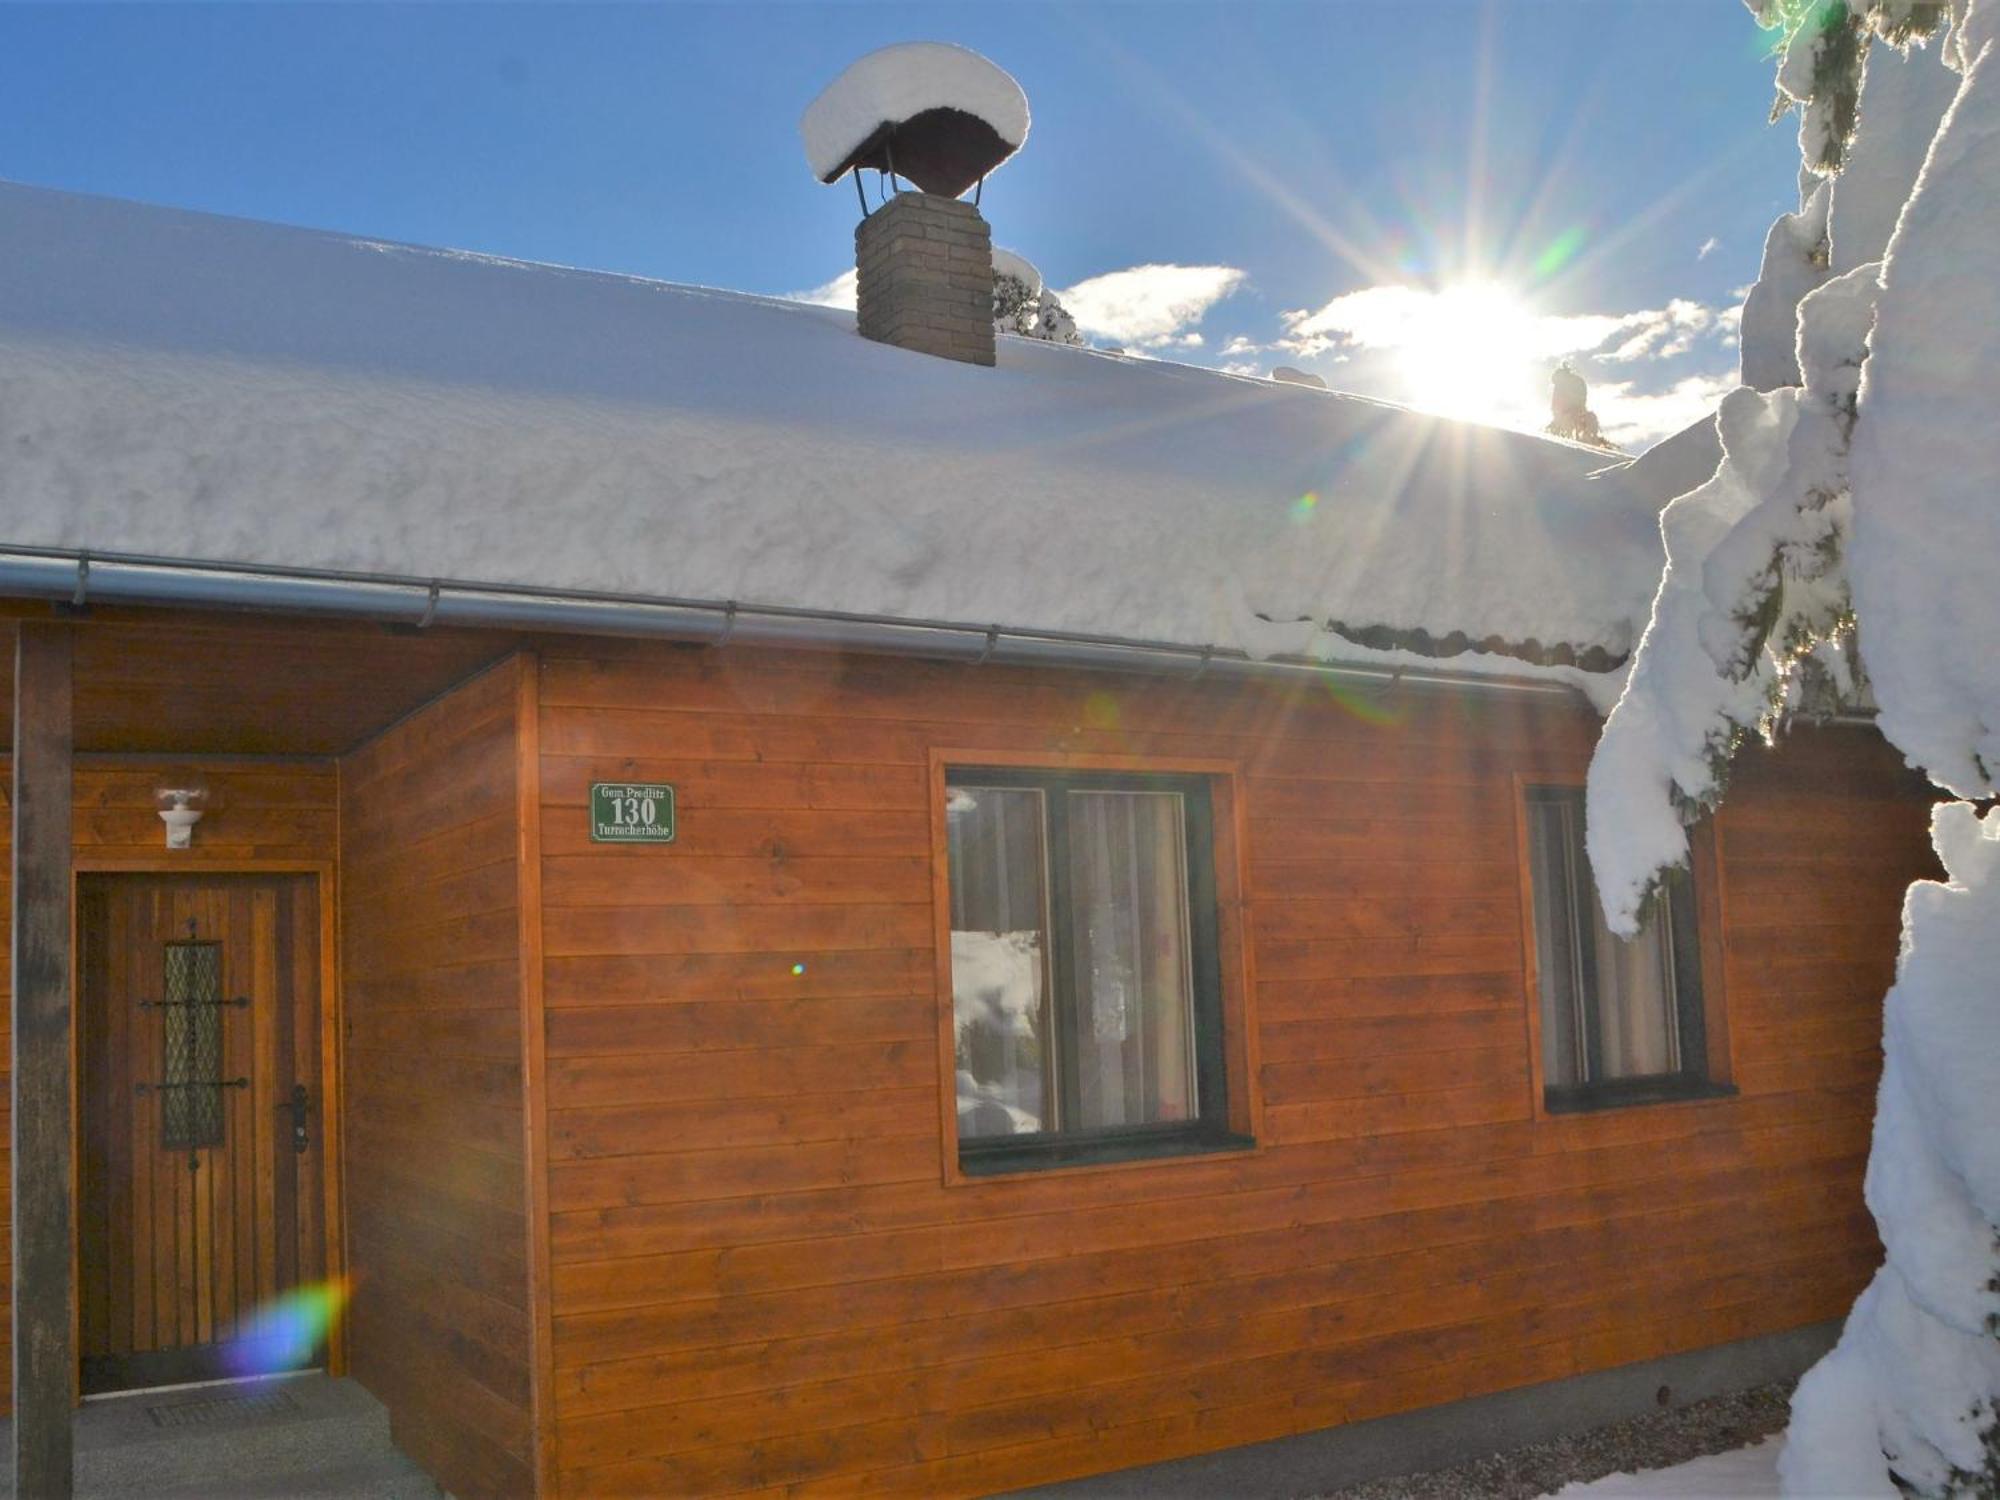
[{"left": 0, "top": 181, "right": 1706, "bottom": 683}]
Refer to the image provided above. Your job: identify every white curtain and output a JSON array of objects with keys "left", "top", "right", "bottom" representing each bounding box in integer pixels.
[{"left": 1067, "top": 791, "right": 1196, "bottom": 1128}]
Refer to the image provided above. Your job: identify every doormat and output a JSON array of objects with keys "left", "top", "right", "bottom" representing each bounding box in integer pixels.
[{"left": 145, "top": 1388, "right": 301, "bottom": 1429}]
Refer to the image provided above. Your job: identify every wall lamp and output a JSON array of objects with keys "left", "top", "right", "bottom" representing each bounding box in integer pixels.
[{"left": 156, "top": 785, "right": 208, "bottom": 850}]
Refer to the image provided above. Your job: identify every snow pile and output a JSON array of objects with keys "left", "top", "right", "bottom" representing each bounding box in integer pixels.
[
  {"left": 800, "top": 42, "right": 1028, "bottom": 183},
  {"left": 1271, "top": 366, "right": 1328, "bottom": 390},
  {"left": 1585, "top": 0, "right": 2000, "bottom": 1491},
  {"left": 1547, "top": 1435, "right": 1782, "bottom": 1496},
  {"left": 0, "top": 180, "right": 1678, "bottom": 684}
]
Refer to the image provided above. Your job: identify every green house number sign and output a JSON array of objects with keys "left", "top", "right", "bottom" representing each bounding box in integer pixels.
[{"left": 590, "top": 782, "right": 676, "bottom": 844}]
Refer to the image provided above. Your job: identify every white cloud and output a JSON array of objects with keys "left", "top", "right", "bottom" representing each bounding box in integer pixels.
[
  {"left": 1057, "top": 264, "right": 1247, "bottom": 346},
  {"left": 1698, "top": 236, "right": 1721, "bottom": 260},
  {"left": 789, "top": 268, "right": 857, "bottom": 309},
  {"left": 1599, "top": 299, "right": 1713, "bottom": 363},
  {"left": 1592, "top": 372, "right": 1738, "bottom": 448}
]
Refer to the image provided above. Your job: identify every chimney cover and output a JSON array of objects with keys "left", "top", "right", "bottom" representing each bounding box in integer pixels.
[{"left": 802, "top": 43, "right": 1029, "bottom": 198}]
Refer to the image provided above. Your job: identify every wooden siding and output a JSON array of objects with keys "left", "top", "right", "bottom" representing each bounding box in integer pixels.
[
  {"left": 536, "top": 641, "right": 1934, "bottom": 1498},
  {"left": 0, "top": 756, "right": 339, "bottom": 1414},
  {"left": 0, "top": 605, "right": 516, "bottom": 758},
  {"left": 338, "top": 656, "right": 541, "bottom": 1498}
]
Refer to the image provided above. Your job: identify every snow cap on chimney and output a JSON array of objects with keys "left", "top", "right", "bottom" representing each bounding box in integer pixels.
[{"left": 801, "top": 42, "right": 1028, "bottom": 197}]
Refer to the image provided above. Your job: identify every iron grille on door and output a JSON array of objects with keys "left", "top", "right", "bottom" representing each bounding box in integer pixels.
[{"left": 142, "top": 939, "right": 247, "bottom": 1162}]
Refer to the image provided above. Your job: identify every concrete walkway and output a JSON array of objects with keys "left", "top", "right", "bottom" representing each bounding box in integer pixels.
[{"left": 0, "top": 1375, "right": 443, "bottom": 1498}]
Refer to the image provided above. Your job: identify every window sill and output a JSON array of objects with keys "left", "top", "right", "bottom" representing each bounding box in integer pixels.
[
  {"left": 1543, "top": 1078, "right": 1738, "bottom": 1116},
  {"left": 958, "top": 1128, "right": 1257, "bottom": 1178}
]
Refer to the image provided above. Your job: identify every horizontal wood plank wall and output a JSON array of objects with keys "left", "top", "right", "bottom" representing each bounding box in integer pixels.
[
  {"left": 584, "top": 644, "right": 1936, "bottom": 1496},
  {"left": 0, "top": 758, "right": 338, "bottom": 1414},
  {"left": 552, "top": 645, "right": 1928, "bottom": 1496},
  {"left": 338, "top": 662, "right": 537, "bottom": 1497}
]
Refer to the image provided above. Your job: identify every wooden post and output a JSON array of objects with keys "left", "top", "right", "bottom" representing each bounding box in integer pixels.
[{"left": 12, "top": 622, "right": 73, "bottom": 1497}]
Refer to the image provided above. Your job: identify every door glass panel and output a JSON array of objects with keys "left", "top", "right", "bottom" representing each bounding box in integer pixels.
[
  {"left": 161, "top": 940, "right": 225, "bottom": 1150},
  {"left": 1066, "top": 790, "right": 1197, "bottom": 1130},
  {"left": 946, "top": 787, "right": 1053, "bottom": 1138}
]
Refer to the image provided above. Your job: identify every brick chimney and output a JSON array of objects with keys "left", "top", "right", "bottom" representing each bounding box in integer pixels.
[{"left": 855, "top": 192, "right": 995, "bottom": 367}]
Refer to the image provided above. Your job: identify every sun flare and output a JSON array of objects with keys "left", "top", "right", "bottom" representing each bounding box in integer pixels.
[{"left": 1389, "top": 281, "right": 1548, "bottom": 431}]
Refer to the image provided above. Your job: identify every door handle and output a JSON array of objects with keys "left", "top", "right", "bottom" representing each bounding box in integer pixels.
[{"left": 280, "top": 1084, "right": 311, "bottom": 1154}]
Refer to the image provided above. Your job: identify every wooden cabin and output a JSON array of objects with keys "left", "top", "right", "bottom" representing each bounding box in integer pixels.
[{"left": 0, "top": 184, "right": 1936, "bottom": 1497}]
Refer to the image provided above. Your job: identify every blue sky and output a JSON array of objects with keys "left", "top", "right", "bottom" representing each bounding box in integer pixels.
[{"left": 1, "top": 2, "right": 1801, "bottom": 447}]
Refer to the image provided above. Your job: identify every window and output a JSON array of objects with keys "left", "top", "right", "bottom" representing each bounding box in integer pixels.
[
  {"left": 944, "top": 767, "right": 1245, "bottom": 1172},
  {"left": 1524, "top": 786, "right": 1725, "bottom": 1112}
]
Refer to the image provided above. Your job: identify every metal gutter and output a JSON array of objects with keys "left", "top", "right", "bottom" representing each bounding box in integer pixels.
[{"left": 0, "top": 546, "right": 1588, "bottom": 700}]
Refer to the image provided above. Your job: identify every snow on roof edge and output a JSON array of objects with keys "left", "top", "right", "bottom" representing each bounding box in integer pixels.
[{"left": 0, "top": 178, "right": 1683, "bottom": 678}]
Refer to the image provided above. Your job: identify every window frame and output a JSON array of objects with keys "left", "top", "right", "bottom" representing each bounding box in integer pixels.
[
  {"left": 1514, "top": 776, "right": 1735, "bottom": 1118},
  {"left": 930, "top": 751, "right": 1258, "bottom": 1180}
]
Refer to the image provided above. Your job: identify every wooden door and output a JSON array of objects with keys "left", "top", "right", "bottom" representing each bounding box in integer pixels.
[{"left": 78, "top": 873, "right": 325, "bottom": 1394}]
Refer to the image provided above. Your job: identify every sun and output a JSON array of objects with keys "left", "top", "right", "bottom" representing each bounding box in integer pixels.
[{"left": 1390, "top": 281, "right": 1548, "bottom": 432}]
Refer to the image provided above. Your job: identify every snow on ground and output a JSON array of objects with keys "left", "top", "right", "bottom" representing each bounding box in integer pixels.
[
  {"left": 799, "top": 41, "right": 1028, "bottom": 183},
  {"left": 1545, "top": 1436, "right": 1781, "bottom": 1498},
  {"left": 0, "top": 180, "right": 1694, "bottom": 684}
]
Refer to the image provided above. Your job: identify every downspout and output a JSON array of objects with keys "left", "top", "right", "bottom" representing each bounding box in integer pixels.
[{"left": 0, "top": 546, "right": 1590, "bottom": 701}]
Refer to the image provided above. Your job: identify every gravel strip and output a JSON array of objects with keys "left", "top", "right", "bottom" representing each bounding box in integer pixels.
[{"left": 1312, "top": 1381, "right": 1794, "bottom": 1500}]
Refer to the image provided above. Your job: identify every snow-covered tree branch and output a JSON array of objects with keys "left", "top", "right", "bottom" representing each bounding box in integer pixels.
[
  {"left": 992, "top": 249, "right": 1083, "bottom": 346},
  {"left": 1586, "top": 0, "right": 1999, "bottom": 1492}
]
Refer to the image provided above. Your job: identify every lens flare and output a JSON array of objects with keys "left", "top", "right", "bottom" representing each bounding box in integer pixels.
[
  {"left": 1082, "top": 693, "right": 1121, "bottom": 731},
  {"left": 223, "top": 1278, "right": 350, "bottom": 1379},
  {"left": 1530, "top": 226, "right": 1588, "bottom": 282},
  {"left": 1291, "top": 492, "right": 1320, "bottom": 523},
  {"left": 1322, "top": 676, "right": 1407, "bottom": 728},
  {"left": 790, "top": 962, "right": 806, "bottom": 976}
]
